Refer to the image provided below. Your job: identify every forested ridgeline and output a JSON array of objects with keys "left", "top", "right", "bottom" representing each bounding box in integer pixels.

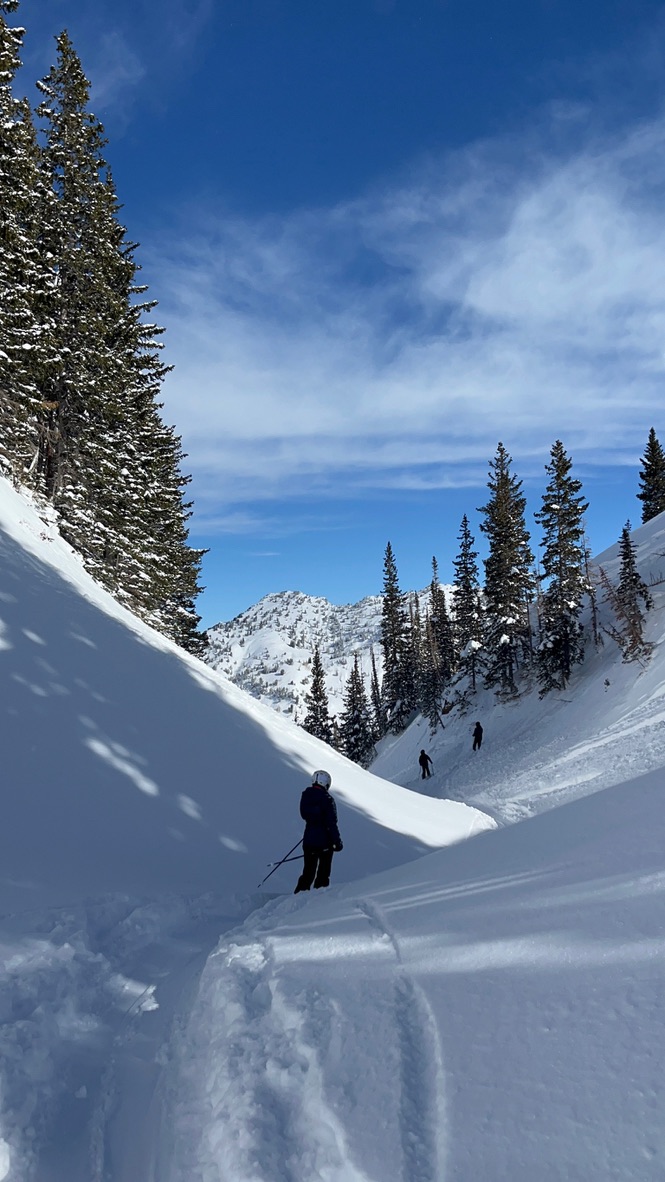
[{"left": 302, "top": 435, "right": 665, "bottom": 763}]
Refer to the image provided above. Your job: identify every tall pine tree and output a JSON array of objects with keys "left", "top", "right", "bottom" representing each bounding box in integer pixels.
[
  {"left": 380, "top": 542, "right": 415, "bottom": 733},
  {"left": 369, "top": 647, "right": 384, "bottom": 741},
  {"left": 429, "top": 556, "right": 456, "bottom": 686},
  {"left": 637, "top": 428, "right": 665, "bottom": 524},
  {"left": 535, "top": 440, "right": 589, "bottom": 693},
  {"left": 421, "top": 557, "right": 455, "bottom": 729},
  {"left": 339, "top": 655, "right": 375, "bottom": 767},
  {"left": 33, "top": 32, "right": 205, "bottom": 650},
  {"left": 302, "top": 644, "right": 334, "bottom": 744},
  {"left": 478, "top": 442, "right": 535, "bottom": 695},
  {"left": 452, "top": 515, "right": 484, "bottom": 692},
  {"left": 0, "top": 3, "right": 55, "bottom": 483},
  {"left": 408, "top": 592, "right": 425, "bottom": 712},
  {"left": 600, "top": 522, "right": 653, "bottom": 663}
]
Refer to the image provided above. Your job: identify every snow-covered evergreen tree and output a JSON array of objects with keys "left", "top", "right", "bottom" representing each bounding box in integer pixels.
[
  {"left": 452, "top": 515, "right": 484, "bottom": 692},
  {"left": 478, "top": 442, "right": 535, "bottom": 695},
  {"left": 339, "top": 654, "right": 376, "bottom": 767},
  {"left": 0, "top": 4, "right": 55, "bottom": 484},
  {"left": 429, "top": 557, "right": 456, "bottom": 686},
  {"left": 32, "top": 32, "right": 205, "bottom": 651},
  {"left": 637, "top": 428, "right": 665, "bottom": 524},
  {"left": 302, "top": 644, "right": 334, "bottom": 744},
  {"left": 420, "top": 615, "right": 443, "bottom": 732},
  {"left": 369, "top": 647, "right": 384, "bottom": 741},
  {"left": 408, "top": 592, "right": 425, "bottom": 712},
  {"left": 535, "top": 440, "right": 589, "bottom": 694},
  {"left": 600, "top": 522, "right": 653, "bottom": 663},
  {"left": 380, "top": 542, "right": 415, "bottom": 733}
]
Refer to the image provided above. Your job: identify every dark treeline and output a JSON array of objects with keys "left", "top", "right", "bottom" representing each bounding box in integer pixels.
[
  {"left": 304, "top": 433, "right": 665, "bottom": 762},
  {"left": 0, "top": 3, "right": 206, "bottom": 652}
]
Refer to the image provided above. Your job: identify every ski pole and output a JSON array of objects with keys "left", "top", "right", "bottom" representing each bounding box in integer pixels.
[
  {"left": 266, "top": 855, "right": 304, "bottom": 866},
  {"left": 258, "top": 839, "right": 303, "bottom": 888}
]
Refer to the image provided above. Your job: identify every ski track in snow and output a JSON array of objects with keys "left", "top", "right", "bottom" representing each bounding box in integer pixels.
[
  {"left": 353, "top": 900, "right": 447, "bottom": 1182},
  {"left": 165, "top": 896, "right": 374, "bottom": 1182},
  {"left": 164, "top": 892, "right": 447, "bottom": 1182}
]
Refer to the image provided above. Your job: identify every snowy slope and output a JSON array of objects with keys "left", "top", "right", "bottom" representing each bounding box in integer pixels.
[
  {"left": 0, "top": 485, "right": 487, "bottom": 913},
  {"left": 167, "top": 764, "right": 665, "bottom": 1181},
  {"left": 2, "top": 474, "right": 665, "bottom": 1181},
  {"left": 371, "top": 513, "right": 665, "bottom": 825},
  {"left": 161, "top": 516, "right": 665, "bottom": 1182},
  {"left": 0, "top": 478, "right": 489, "bottom": 1181}
]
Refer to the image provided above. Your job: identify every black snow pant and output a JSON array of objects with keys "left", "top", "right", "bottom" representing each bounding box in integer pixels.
[
  {"left": 473, "top": 736, "right": 482, "bottom": 751},
  {"left": 294, "top": 845, "right": 334, "bottom": 892},
  {"left": 420, "top": 765, "right": 431, "bottom": 778}
]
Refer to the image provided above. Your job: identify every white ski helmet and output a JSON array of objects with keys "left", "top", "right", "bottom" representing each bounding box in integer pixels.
[{"left": 312, "top": 770, "right": 332, "bottom": 789}]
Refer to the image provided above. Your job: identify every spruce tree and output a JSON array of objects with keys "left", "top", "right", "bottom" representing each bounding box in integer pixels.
[
  {"left": 535, "top": 440, "right": 589, "bottom": 693},
  {"left": 452, "top": 515, "right": 484, "bottom": 692},
  {"left": 33, "top": 33, "right": 205, "bottom": 651},
  {"left": 478, "top": 442, "right": 535, "bottom": 695},
  {"left": 0, "top": 5, "right": 55, "bottom": 483},
  {"left": 408, "top": 592, "right": 425, "bottom": 712},
  {"left": 583, "top": 537, "right": 602, "bottom": 650},
  {"left": 421, "top": 615, "right": 443, "bottom": 732},
  {"left": 637, "top": 428, "right": 665, "bottom": 524},
  {"left": 600, "top": 522, "right": 653, "bottom": 662},
  {"left": 302, "top": 645, "right": 333, "bottom": 744},
  {"left": 339, "top": 655, "right": 375, "bottom": 767},
  {"left": 429, "top": 556, "right": 456, "bottom": 687},
  {"left": 380, "top": 542, "right": 414, "bottom": 733},
  {"left": 369, "top": 647, "right": 384, "bottom": 741}
]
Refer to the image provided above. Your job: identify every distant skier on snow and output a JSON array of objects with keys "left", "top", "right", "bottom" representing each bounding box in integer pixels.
[
  {"left": 472, "top": 721, "right": 483, "bottom": 751},
  {"left": 294, "top": 770, "right": 343, "bottom": 893},
  {"left": 418, "top": 749, "right": 433, "bottom": 779}
]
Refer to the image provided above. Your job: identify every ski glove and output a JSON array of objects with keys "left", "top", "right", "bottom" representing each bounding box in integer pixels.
[{"left": 333, "top": 840, "right": 343, "bottom": 852}]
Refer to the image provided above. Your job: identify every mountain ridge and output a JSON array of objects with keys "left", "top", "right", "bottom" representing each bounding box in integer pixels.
[{"left": 205, "top": 586, "right": 434, "bottom": 719}]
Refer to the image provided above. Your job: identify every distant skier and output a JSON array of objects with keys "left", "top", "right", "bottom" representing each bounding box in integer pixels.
[
  {"left": 472, "top": 721, "right": 483, "bottom": 751},
  {"left": 294, "top": 770, "right": 343, "bottom": 893},
  {"left": 418, "top": 749, "right": 433, "bottom": 779}
]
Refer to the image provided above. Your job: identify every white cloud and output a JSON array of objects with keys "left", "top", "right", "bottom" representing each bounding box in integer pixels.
[
  {"left": 87, "top": 32, "right": 146, "bottom": 119},
  {"left": 152, "top": 112, "right": 665, "bottom": 530}
]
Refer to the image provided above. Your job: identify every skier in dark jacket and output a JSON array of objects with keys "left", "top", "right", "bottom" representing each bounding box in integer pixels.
[
  {"left": 418, "top": 749, "right": 433, "bottom": 779},
  {"left": 472, "top": 721, "right": 483, "bottom": 751},
  {"left": 294, "top": 770, "right": 343, "bottom": 893}
]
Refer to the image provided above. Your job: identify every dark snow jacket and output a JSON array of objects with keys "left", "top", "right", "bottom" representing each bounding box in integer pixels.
[{"left": 300, "top": 785, "right": 342, "bottom": 850}]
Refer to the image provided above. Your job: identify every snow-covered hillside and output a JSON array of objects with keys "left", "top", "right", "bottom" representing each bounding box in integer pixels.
[
  {"left": 0, "top": 478, "right": 488, "bottom": 1180},
  {"left": 205, "top": 587, "right": 432, "bottom": 719},
  {"left": 2, "top": 474, "right": 665, "bottom": 1181},
  {"left": 373, "top": 514, "right": 665, "bottom": 825}
]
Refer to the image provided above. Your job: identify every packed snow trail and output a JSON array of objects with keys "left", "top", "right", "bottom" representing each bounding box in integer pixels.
[{"left": 163, "top": 891, "right": 448, "bottom": 1182}]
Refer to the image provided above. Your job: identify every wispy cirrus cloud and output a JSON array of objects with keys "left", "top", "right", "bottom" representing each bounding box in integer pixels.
[
  {"left": 86, "top": 32, "right": 146, "bottom": 122},
  {"left": 25, "top": 0, "right": 216, "bottom": 126},
  {"left": 153, "top": 108, "right": 665, "bottom": 532}
]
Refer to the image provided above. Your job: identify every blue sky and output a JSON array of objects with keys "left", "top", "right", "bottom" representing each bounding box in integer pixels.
[{"left": 19, "top": 0, "right": 665, "bottom": 626}]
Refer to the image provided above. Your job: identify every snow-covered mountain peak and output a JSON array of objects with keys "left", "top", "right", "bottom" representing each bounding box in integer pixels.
[{"left": 205, "top": 586, "right": 436, "bottom": 718}]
